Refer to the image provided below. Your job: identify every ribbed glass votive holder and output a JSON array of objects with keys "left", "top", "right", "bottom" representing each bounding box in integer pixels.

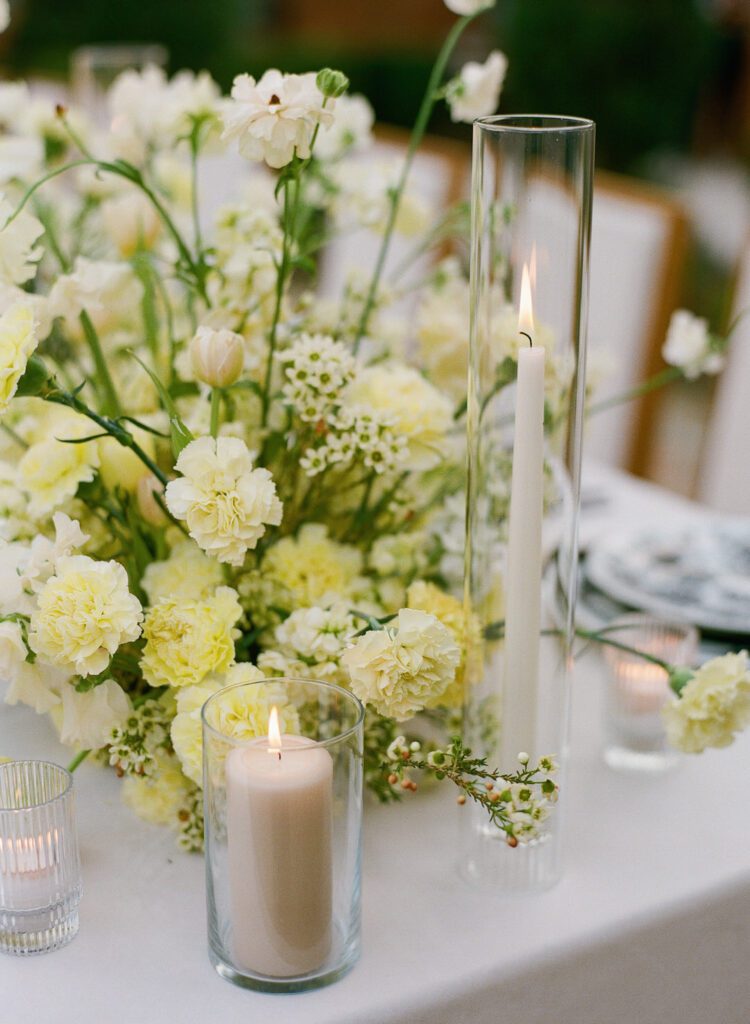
[
  {"left": 602, "top": 615, "right": 699, "bottom": 772},
  {"left": 0, "top": 760, "right": 82, "bottom": 955}
]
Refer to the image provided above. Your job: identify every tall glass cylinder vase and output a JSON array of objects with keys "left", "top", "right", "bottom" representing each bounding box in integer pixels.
[{"left": 462, "top": 115, "right": 594, "bottom": 891}]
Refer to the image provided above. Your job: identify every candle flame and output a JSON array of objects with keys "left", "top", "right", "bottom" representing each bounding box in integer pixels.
[
  {"left": 268, "top": 705, "right": 282, "bottom": 758},
  {"left": 518, "top": 262, "right": 535, "bottom": 338}
]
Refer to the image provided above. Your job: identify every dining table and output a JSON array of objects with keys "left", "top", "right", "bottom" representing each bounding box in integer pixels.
[{"left": 1, "top": 463, "right": 749, "bottom": 1024}]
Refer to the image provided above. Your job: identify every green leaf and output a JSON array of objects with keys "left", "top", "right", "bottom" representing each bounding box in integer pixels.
[
  {"left": 74, "top": 670, "right": 110, "bottom": 693},
  {"left": 129, "top": 351, "right": 194, "bottom": 459}
]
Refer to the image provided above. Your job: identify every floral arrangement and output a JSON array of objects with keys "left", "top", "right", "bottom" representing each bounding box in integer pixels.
[{"left": 0, "top": 0, "right": 746, "bottom": 853}]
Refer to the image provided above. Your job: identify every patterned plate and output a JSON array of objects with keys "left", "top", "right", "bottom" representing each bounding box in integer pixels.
[{"left": 584, "top": 520, "right": 750, "bottom": 636}]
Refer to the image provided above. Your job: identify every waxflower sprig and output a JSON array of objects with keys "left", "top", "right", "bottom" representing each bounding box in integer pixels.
[{"left": 383, "top": 736, "right": 558, "bottom": 846}]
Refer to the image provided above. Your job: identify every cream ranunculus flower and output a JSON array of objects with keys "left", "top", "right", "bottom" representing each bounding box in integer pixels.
[
  {"left": 444, "top": 0, "right": 495, "bottom": 13},
  {"left": 165, "top": 436, "right": 283, "bottom": 567},
  {"left": 261, "top": 523, "right": 363, "bottom": 608},
  {"left": 141, "top": 541, "right": 225, "bottom": 605},
  {"left": 346, "top": 363, "right": 452, "bottom": 470},
  {"left": 341, "top": 608, "right": 460, "bottom": 721},
  {"left": 0, "top": 301, "right": 37, "bottom": 413},
  {"left": 663, "top": 651, "right": 750, "bottom": 754},
  {"left": 28, "top": 555, "right": 143, "bottom": 676},
  {"left": 57, "top": 679, "right": 131, "bottom": 749},
  {"left": 662, "top": 309, "right": 724, "bottom": 380},
  {"left": 446, "top": 51, "right": 507, "bottom": 124},
  {"left": 140, "top": 586, "right": 242, "bottom": 689},
  {"left": 18, "top": 413, "right": 100, "bottom": 518},
  {"left": 222, "top": 69, "right": 333, "bottom": 169},
  {"left": 171, "top": 664, "right": 299, "bottom": 785},
  {"left": 0, "top": 194, "right": 43, "bottom": 285}
]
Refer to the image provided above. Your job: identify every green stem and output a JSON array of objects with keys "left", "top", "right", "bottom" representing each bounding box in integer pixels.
[
  {"left": 575, "top": 628, "right": 671, "bottom": 670},
  {"left": 210, "top": 388, "right": 221, "bottom": 438},
  {"left": 261, "top": 176, "right": 297, "bottom": 425},
  {"left": 352, "top": 13, "right": 475, "bottom": 353},
  {"left": 190, "top": 129, "right": 203, "bottom": 256},
  {"left": 79, "top": 310, "right": 123, "bottom": 418},
  {"left": 1, "top": 422, "right": 28, "bottom": 449},
  {"left": 589, "top": 366, "right": 683, "bottom": 416},
  {"left": 46, "top": 387, "right": 168, "bottom": 487},
  {"left": 67, "top": 749, "right": 91, "bottom": 773}
]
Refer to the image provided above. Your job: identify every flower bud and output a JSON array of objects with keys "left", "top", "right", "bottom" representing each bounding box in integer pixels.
[
  {"left": 316, "top": 68, "right": 349, "bottom": 99},
  {"left": 136, "top": 472, "right": 168, "bottom": 526},
  {"left": 517, "top": 751, "right": 529, "bottom": 765},
  {"left": 668, "top": 666, "right": 694, "bottom": 697},
  {"left": 190, "top": 326, "right": 244, "bottom": 389}
]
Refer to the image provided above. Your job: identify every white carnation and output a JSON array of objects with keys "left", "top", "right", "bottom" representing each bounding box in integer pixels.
[
  {"left": 165, "top": 436, "right": 283, "bottom": 566},
  {"left": 662, "top": 309, "right": 724, "bottom": 380},
  {"left": 48, "top": 256, "right": 143, "bottom": 336},
  {"left": 58, "top": 680, "right": 131, "bottom": 749},
  {"left": 0, "top": 193, "right": 43, "bottom": 285},
  {"left": 341, "top": 608, "right": 460, "bottom": 720}
]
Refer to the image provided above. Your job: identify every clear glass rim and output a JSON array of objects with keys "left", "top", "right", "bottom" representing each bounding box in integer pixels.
[
  {"left": 201, "top": 676, "right": 365, "bottom": 750},
  {"left": 474, "top": 114, "right": 595, "bottom": 134},
  {"left": 0, "top": 760, "right": 73, "bottom": 813},
  {"left": 602, "top": 613, "right": 699, "bottom": 666}
]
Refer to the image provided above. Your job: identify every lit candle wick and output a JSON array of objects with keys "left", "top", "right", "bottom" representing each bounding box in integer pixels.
[{"left": 268, "top": 705, "right": 282, "bottom": 761}]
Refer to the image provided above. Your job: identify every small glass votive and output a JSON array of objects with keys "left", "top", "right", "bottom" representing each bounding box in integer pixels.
[
  {"left": 202, "top": 678, "right": 364, "bottom": 992},
  {"left": 602, "top": 615, "right": 699, "bottom": 772},
  {"left": 0, "top": 761, "right": 82, "bottom": 955}
]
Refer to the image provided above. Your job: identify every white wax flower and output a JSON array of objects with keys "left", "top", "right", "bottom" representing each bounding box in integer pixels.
[
  {"left": 446, "top": 51, "right": 508, "bottom": 124},
  {"left": 190, "top": 325, "right": 245, "bottom": 388},
  {"left": 222, "top": 69, "right": 333, "bottom": 169},
  {"left": 662, "top": 309, "right": 724, "bottom": 380}
]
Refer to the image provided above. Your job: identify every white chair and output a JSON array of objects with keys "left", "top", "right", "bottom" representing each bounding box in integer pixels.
[
  {"left": 584, "top": 172, "right": 688, "bottom": 472},
  {"left": 697, "top": 240, "right": 750, "bottom": 514},
  {"left": 317, "top": 126, "right": 469, "bottom": 317}
]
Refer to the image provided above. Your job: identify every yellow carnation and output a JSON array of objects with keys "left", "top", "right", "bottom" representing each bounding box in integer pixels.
[
  {"left": 18, "top": 411, "right": 100, "bottom": 517},
  {"left": 29, "top": 555, "right": 143, "bottom": 676},
  {"left": 0, "top": 301, "right": 38, "bottom": 412},
  {"left": 122, "top": 754, "right": 193, "bottom": 826},
  {"left": 407, "top": 580, "right": 481, "bottom": 709},
  {"left": 171, "top": 664, "right": 298, "bottom": 785},
  {"left": 97, "top": 426, "right": 156, "bottom": 493},
  {"left": 141, "top": 541, "right": 224, "bottom": 604},
  {"left": 261, "top": 523, "right": 363, "bottom": 608},
  {"left": 141, "top": 586, "right": 242, "bottom": 689},
  {"left": 341, "top": 607, "right": 460, "bottom": 721},
  {"left": 346, "top": 362, "right": 452, "bottom": 470},
  {"left": 663, "top": 651, "right": 750, "bottom": 754}
]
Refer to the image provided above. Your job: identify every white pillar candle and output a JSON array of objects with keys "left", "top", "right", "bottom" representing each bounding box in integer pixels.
[
  {"left": 500, "top": 264, "right": 545, "bottom": 770},
  {"left": 226, "top": 712, "right": 333, "bottom": 978}
]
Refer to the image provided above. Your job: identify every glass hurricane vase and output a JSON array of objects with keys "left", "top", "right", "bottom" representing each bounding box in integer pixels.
[{"left": 462, "top": 115, "right": 595, "bottom": 891}]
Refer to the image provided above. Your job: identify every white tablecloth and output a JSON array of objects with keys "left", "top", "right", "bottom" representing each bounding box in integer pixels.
[{"left": 2, "top": 467, "right": 749, "bottom": 1024}]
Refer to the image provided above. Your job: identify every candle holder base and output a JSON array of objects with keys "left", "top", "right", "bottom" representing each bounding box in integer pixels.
[
  {"left": 0, "top": 891, "right": 81, "bottom": 956},
  {"left": 603, "top": 742, "right": 680, "bottom": 774},
  {"left": 208, "top": 937, "right": 360, "bottom": 993},
  {"left": 459, "top": 808, "right": 562, "bottom": 893}
]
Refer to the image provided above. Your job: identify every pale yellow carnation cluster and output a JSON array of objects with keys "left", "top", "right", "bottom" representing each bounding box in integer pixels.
[
  {"left": 407, "top": 580, "right": 480, "bottom": 709},
  {"left": 261, "top": 523, "right": 363, "bottom": 608},
  {"left": 171, "top": 664, "right": 299, "bottom": 785},
  {"left": 18, "top": 411, "right": 100, "bottom": 518},
  {"left": 141, "top": 586, "right": 242, "bottom": 689},
  {"left": 165, "top": 436, "right": 283, "bottom": 567},
  {"left": 29, "top": 555, "right": 143, "bottom": 676},
  {"left": 141, "top": 541, "right": 224, "bottom": 604},
  {"left": 341, "top": 608, "right": 460, "bottom": 721},
  {"left": 0, "top": 300, "right": 37, "bottom": 412},
  {"left": 663, "top": 652, "right": 750, "bottom": 754},
  {"left": 122, "top": 753, "right": 194, "bottom": 825}
]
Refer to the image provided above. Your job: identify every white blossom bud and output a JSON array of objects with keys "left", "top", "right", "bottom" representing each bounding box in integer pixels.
[
  {"left": 517, "top": 751, "right": 530, "bottom": 765},
  {"left": 409, "top": 740, "right": 421, "bottom": 753},
  {"left": 190, "top": 325, "right": 244, "bottom": 388}
]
